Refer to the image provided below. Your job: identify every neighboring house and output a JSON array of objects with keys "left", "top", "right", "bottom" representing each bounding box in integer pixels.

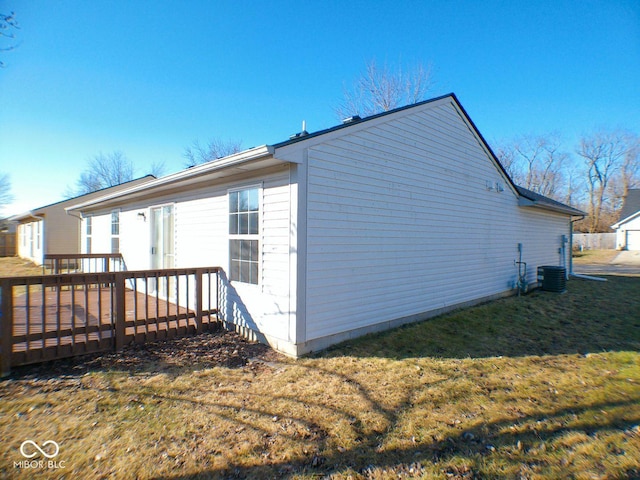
[
  {"left": 0, "top": 219, "right": 17, "bottom": 257},
  {"left": 11, "top": 176, "right": 155, "bottom": 265},
  {"left": 612, "top": 189, "right": 640, "bottom": 250},
  {"left": 67, "top": 93, "right": 584, "bottom": 356}
]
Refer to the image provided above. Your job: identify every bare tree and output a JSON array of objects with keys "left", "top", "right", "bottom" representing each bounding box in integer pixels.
[
  {"left": 68, "top": 151, "right": 135, "bottom": 196},
  {"left": 335, "top": 59, "right": 435, "bottom": 119},
  {"left": 604, "top": 133, "right": 640, "bottom": 218},
  {"left": 576, "top": 129, "right": 632, "bottom": 232},
  {"left": 0, "top": 173, "right": 13, "bottom": 212},
  {"left": 562, "top": 159, "right": 586, "bottom": 208},
  {"left": 149, "top": 159, "right": 167, "bottom": 178},
  {"left": 494, "top": 133, "right": 568, "bottom": 200},
  {"left": 493, "top": 141, "right": 524, "bottom": 186},
  {"left": 0, "top": 11, "right": 19, "bottom": 68},
  {"left": 619, "top": 134, "right": 640, "bottom": 198},
  {"left": 183, "top": 138, "right": 243, "bottom": 167},
  {"left": 496, "top": 129, "right": 638, "bottom": 232}
]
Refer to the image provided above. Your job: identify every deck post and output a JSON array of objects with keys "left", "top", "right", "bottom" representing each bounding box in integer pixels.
[
  {"left": 115, "top": 272, "right": 126, "bottom": 350},
  {"left": 1, "top": 279, "right": 14, "bottom": 377},
  {"left": 216, "top": 268, "right": 221, "bottom": 324},
  {"left": 195, "top": 269, "right": 203, "bottom": 333}
]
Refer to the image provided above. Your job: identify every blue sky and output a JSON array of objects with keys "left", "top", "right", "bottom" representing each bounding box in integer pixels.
[{"left": 1, "top": 0, "right": 639, "bottom": 216}]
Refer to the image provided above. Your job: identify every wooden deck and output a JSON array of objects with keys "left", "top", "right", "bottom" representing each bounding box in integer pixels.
[
  {"left": 14, "top": 286, "right": 191, "bottom": 342},
  {"left": 1, "top": 266, "right": 221, "bottom": 372}
]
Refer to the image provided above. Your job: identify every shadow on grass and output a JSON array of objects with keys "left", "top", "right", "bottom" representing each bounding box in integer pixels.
[
  {"left": 138, "top": 383, "right": 640, "bottom": 480},
  {"left": 318, "top": 275, "right": 640, "bottom": 360},
  {"left": 76, "top": 355, "right": 638, "bottom": 480}
]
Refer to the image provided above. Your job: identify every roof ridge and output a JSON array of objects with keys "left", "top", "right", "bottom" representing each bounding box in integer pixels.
[{"left": 271, "top": 93, "right": 457, "bottom": 148}]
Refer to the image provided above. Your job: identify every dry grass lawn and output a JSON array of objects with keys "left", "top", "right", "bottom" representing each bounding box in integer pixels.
[
  {"left": 572, "top": 249, "right": 620, "bottom": 265},
  {"left": 0, "top": 256, "right": 43, "bottom": 277},
  {"left": 0, "top": 256, "right": 638, "bottom": 479}
]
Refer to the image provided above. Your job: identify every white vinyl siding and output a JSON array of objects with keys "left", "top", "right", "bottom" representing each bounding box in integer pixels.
[
  {"left": 303, "top": 101, "right": 570, "bottom": 341},
  {"left": 83, "top": 165, "right": 294, "bottom": 344},
  {"left": 176, "top": 168, "right": 292, "bottom": 342}
]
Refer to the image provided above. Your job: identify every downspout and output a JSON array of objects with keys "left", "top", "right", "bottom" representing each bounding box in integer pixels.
[{"left": 569, "top": 214, "right": 586, "bottom": 276}]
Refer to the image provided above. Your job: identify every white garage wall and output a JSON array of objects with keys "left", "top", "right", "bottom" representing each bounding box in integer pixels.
[{"left": 619, "top": 216, "right": 640, "bottom": 250}]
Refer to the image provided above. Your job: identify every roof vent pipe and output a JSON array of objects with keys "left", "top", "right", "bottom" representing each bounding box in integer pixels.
[
  {"left": 342, "top": 115, "right": 362, "bottom": 124},
  {"left": 289, "top": 120, "right": 309, "bottom": 140}
]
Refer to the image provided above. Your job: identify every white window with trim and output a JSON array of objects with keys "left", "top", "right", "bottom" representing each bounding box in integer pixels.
[
  {"left": 229, "top": 186, "right": 260, "bottom": 285},
  {"left": 85, "top": 216, "right": 92, "bottom": 253},
  {"left": 111, "top": 210, "right": 120, "bottom": 253}
]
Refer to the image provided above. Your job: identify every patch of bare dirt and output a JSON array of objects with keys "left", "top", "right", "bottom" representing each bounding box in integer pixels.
[{"left": 5, "top": 330, "right": 284, "bottom": 380}]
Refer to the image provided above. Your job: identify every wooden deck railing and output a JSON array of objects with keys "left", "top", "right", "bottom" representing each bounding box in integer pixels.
[
  {"left": 0, "top": 266, "right": 221, "bottom": 376},
  {"left": 43, "top": 253, "right": 126, "bottom": 274}
]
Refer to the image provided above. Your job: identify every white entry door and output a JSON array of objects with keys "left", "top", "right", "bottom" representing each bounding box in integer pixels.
[{"left": 150, "top": 205, "right": 175, "bottom": 298}]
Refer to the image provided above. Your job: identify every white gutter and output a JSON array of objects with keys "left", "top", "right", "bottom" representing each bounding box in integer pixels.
[
  {"left": 8, "top": 210, "right": 42, "bottom": 222},
  {"left": 517, "top": 197, "right": 585, "bottom": 217},
  {"left": 66, "top": 145, "right": 275, "bottom": 212}
]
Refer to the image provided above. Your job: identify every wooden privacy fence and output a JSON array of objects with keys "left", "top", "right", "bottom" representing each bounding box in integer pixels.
[
  {"left": 0, "top": 266, "right": 221, "bottom": 375},
  {"left": 572, "top": 233, "right": 617, "bottom": 250},
  {"left": 0, "top": 232, "right": 16, "bottom": 257}
]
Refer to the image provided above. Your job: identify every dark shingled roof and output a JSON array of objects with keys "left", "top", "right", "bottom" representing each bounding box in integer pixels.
[
  {"left": 618, "top": 189, "right": 640, "bottom": 223},
  {"left": 272, "top": 93, "right": 457, "bottom": 149},
  {"left": 515, "top": 186, "right": 585, "bottom": 216}
]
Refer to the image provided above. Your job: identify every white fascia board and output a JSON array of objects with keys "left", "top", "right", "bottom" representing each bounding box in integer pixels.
[
  {"left": 66, "top": 145, "right": 275, "bottom": 212},
  {"left": 8, "top": 211, "right": 34, "bottom": 222},
  {"left": 9, "top": 210, "right": 46, "bottom": 222},
  {"left": 612, "top": 210, "right": 640, "bottom": 229}
]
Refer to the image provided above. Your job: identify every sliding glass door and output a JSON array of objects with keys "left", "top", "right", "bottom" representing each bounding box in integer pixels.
[{"left": 150, "top": 205, "right": 175, "bottom": 299}]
